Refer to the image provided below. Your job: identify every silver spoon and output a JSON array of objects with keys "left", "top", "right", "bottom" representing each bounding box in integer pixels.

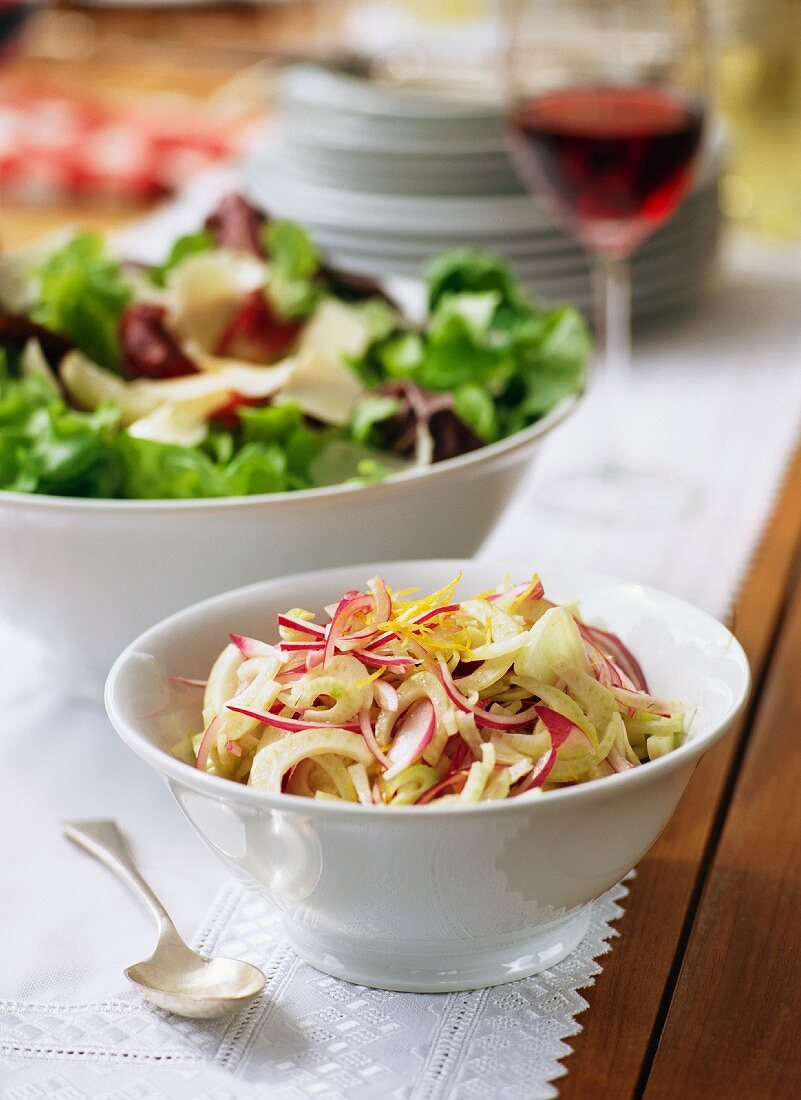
[{"left": 63, "top": 819, "right": 265, "bottom": 1019}]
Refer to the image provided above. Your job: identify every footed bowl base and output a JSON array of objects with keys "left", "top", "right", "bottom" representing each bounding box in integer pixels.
[{"left": 281, "top": 906, "right": 592, "bottom": 993}]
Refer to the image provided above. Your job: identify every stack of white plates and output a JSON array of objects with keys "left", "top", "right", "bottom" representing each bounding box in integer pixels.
[{"left": 244, "top": 65, "right": 722, "bottom": 319}]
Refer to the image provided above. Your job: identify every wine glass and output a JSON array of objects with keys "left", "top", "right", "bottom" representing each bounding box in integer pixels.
[{"left": 503, "top": 0, "right": 708, "bottom": 523}]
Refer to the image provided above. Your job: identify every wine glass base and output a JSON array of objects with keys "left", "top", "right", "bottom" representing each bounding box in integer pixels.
[{"left": 535, "top": 463, "right": 700, "bottom": 528}]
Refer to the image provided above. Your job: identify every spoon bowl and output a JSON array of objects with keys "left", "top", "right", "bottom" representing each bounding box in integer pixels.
[
  {"left": 125, "top": 952, "right": 266, "bottom": 1020},
  {"left": 63, "top": 819, "right": 266, "bottom": 1020}
]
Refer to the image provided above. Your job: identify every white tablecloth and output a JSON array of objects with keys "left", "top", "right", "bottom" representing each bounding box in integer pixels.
[{"left": 2, "top": 229, "right": 801, "bottom": 1099}]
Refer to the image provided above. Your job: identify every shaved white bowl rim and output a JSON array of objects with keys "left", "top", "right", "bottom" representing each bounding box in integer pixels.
[
  {"left": 0, "top": 397, "right": 575, "bottom": 513},
  {"left": 105, "top": 560, "right": 751, "bottom": 818}
]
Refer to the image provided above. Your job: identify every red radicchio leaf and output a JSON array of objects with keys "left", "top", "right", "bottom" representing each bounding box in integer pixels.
[
  {"left": 210, "top": 393, "right": 270, "bottom": 431},
  {"left": 378, "top": 380, "right": 483, "bottom": 463},
  {"left": 0, "top": 314, "right": 73, "bottom": 365},
  {"left": 214, "top": 288, "right": 302, "bottom": 364},
  {"left": 119, "top": 303, "right": 197, "bottom": 380},
  {"left": 204, "top": 194, "right": 267, "bottom": 256},
  {"left": 320, "top": 263, "right": 399, "bottom": 309}
]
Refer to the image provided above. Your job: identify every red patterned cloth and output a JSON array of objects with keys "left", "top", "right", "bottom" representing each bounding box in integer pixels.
[{"left": 0, "top": 82, "right": 247, "bottom": 201}]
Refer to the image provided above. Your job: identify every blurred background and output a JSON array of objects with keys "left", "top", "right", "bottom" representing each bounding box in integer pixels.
[{"left": 1, "top": 0, "right": 799, "bottom": 315}]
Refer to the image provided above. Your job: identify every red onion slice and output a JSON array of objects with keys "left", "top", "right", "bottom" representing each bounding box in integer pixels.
[
  {"left": 169, "top": 676, "right": 207, "bottom": 688},
  {"left": 275, "top": 667, "right": 306, "bottom": 683},
  {"left": 608, "top": 748, "right": 634, "bottom": 773},
  {"left": 412, "top": 603, "right": 460, "bottom": 626},
  {"left": 226, "top": 704, "right": 360, "bottom": 733},
  {"left": 324, "top": 592, "right": 375, "bottom": 665},
  {"left": 384, "top": 698, "right": 436, "bottom": 780},
  {"left": 230, "top": 634, "right": 274, "bottom": 659},
  {"left": 362, "top": 604, "right": 458, "bottom": 654},
  {"left": 436, "top": 657, "right": 542, "bottom": 730},
  {"left": 416, "top": 769, "right": 470, "bottom": 804},
  {"left": 327, "top": 577, "right": 395, "bottom": 650},
  {"left": 277, "top": 614, "right": 325, "bottom": 638},
  {"left": 353, "top": 649, "right": 414, "bottom": 671},
  {"left": 367, "top": 576, "right": 392, "bottom": 627},
  {"left": 514, "top": 750, "right": 557, "bottom": 794},
  {"left": 195, "top": 715, "right": 221, "bottom": 772},
  {"left": 533, "top": 705, "right": 580, "bottom": 747},
  {"left": 582, "top": 638, "right": 623, "bottom": 688},
  {"left": 373, "top": 679, "right": 399, "bottom": 711},
  {"left": 577, "top": 623, "right": 647, "bottom": 693},
  {"left": 486, "top": 579, "right": 544, "bottom": 604},
  {"left": 279, "top": 640, "right": 325, "bottom": 653},
  {"left": 359, "top": 707, "right": 390, "bottom": 767},
  {"left": 513, "top": 705, "right": 583, "bottom": 795},
  {"left": 449, "top": 737, "right": 472, "bottom": 771}
]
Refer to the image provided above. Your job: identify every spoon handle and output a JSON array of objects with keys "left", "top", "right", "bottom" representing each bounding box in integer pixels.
[{"left": 63, "top": 819, "right": 181, "bottom": 942}]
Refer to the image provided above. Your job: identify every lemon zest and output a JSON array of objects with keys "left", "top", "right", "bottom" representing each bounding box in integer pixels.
[
  {"left": 510, "top": 573, "right": 542, "bottom": 611},
  {"left": 356, "top": 666, "right": 386, "bottom": 689},
  {"left": 391, "top": 572, "right": 462, "bottom": 624}
]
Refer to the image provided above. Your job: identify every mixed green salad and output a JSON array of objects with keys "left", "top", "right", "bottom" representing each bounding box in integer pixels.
[{"left": 0, "top": 195, "right": 589, "bottom": 500}]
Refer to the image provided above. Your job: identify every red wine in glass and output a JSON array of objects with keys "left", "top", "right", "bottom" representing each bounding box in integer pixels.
[{"left": 508, "top": 86, "right": 704, "bottom": 255}]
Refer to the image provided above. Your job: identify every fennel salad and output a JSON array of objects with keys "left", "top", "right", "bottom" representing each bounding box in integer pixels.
[
  {"left": 0, "top": 195, "right": 589, "bottom": 500},
  {"left": 174, "top": 574, "right": 687, "bottom": 806}
]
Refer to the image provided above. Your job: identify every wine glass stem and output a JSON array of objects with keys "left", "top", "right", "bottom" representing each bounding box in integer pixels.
[{"left": 593, "top": 251, "right": 632, "bottom": 467}]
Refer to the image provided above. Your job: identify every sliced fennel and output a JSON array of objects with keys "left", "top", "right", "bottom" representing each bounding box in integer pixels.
[{"left": 180, "top": 572, "right": 687, "bottom": 806}]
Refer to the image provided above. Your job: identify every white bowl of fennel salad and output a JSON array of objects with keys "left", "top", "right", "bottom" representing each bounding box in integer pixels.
[
  {"left": 105, "top": 560, "right": 750, "bottom": 992},
  {"left": 0, "top": 196, "right": 587, "bottom": 692}
]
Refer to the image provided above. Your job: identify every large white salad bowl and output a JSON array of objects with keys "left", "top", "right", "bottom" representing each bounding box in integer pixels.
[
  {"left": 0, "top": 400, "right": 573, "bottom": 695},
  {"left": 105, "top": 559, "right": 750, "bottom": 993}
]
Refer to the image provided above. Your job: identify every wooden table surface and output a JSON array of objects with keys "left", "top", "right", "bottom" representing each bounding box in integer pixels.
[
  {"left": 6, "top": 6, "right": 801, "bottom": 1097},
  {"left": 561, "top": 443, "right": 801, "bottom": 1099}
]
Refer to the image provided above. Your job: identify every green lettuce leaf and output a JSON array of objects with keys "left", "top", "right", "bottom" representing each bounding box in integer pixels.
[
  {"left": 453, "top": 383, "right": 499, "bottom": 443},
  {"left": 0, "top": 373, "right": 51, "bottom": 427},
  {"left": 116, "top": 434, "right": 225, "bottom": 499},
  {"left": 307, "top": 438, "right": 408, "bottom": 488},
  {"left": 238, "top": 402, "right": 329, "bottom": 489},
  {"left": 202, "top": 427, "right": 235, "bottom": 465},
  {"left": 351, "top": 249, "right": 589, "bottom": 440},
  {"left": 425, "top": 249, "right": 529, "bottom": 313},
  {"left": 239, "top": 402, "right": 303, "bottom": 445},
  {"left": 284, "top": 423, "right": 329, "bottom": 489},
  {"left": 149, "top": 230, "right": 214, "bottom": 287},
  {"left": 373, "top": 331, "right": 425, "bottom": 381},
  {"left": 31, "top": 234, "right": 133, "bottom": 372},
  {"left": 264, "top": 220, "right": 322, "bottom": 319},
  {"left": 0, "top": 373, "right": 124, "bottom": 496},
  {"left": 497, "top": 307, "right": 591, "bottom": 433},
  {"left": 222, "top": 442, "right": 287, "bottom": 496},
  {"left": 349, "top": 394, "right": 401, "bottom": 446}
]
